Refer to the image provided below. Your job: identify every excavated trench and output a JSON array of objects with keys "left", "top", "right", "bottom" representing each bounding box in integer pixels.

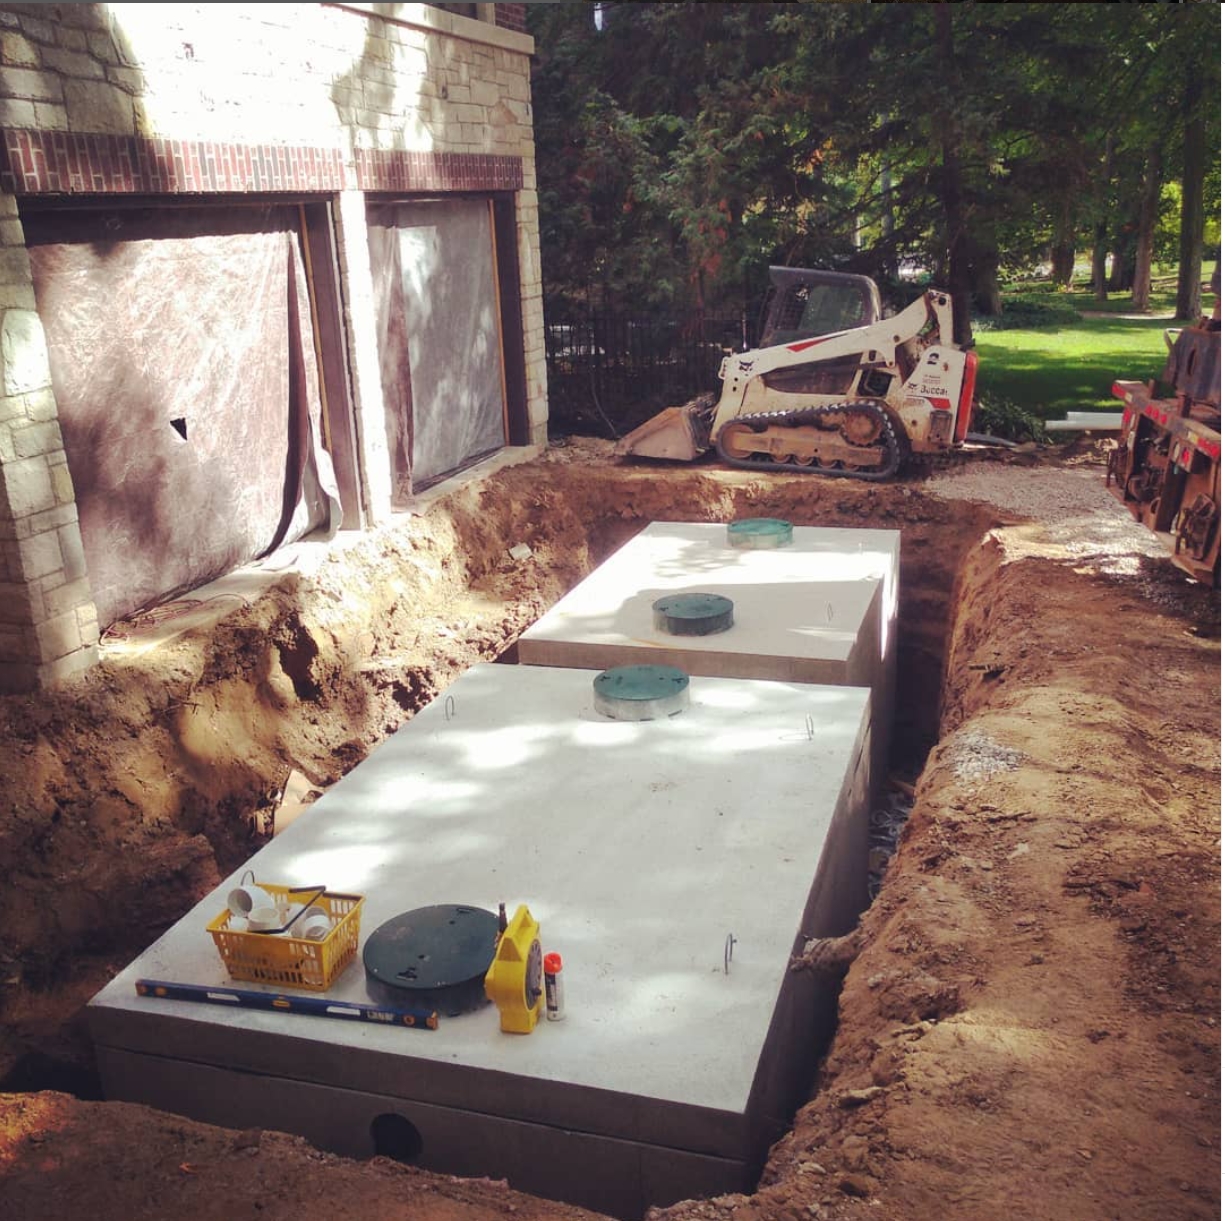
[
  {"left": 0, "top": 450, "right": 993, "bottom": 1094},
  {"left": 1, "top": 443, "right": 1219, "bottom": 1221}
]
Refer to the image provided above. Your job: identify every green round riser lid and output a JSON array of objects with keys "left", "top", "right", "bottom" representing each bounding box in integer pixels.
[
  {"left": 652, "top": 592, "right": 734, "bottom": 636},
  {"left": 593, "top": 664, "right": 690, "bottom": 721},
  {"left": 727, "top": 517, "right": 793, "bottom": 548}
]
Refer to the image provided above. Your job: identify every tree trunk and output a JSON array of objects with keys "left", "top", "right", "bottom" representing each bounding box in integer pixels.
[
  {"left": 880, "top": 160, "right": 897, "bottom": 283},
  {"left": 933, "top": 6, "right": 973, "bottom": 346},
  {"left": 1048, "top": 195, "right": 1078, "bottom": 289},
  {"left": 1174, "top": 75, "right": 1205, "bottom": 322},
  {"left": 1091, "top": 230, "right": 1109, "bottom": 302},
  {"left": 1108, "top": 241, "right": 1135, "bottom": 293},
  {"left": 1131, "top": 143, "right": 1162, "bottom": 312},
  {"left": 1050, "top": 196, "right": 1077, "bottom": 287},
  {"left": 970, "top": 245, "right": 1003, "bottom": 316},
  {"left": 1051, "top": 242, "right": 1076, "bottom": 287},
  {"left": 1091, "top": 136, "right": 1114, "bottom": 302}
]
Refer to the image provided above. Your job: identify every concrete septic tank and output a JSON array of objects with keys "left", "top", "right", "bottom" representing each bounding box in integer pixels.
[
  {"left": 517, "top": 520, "right": 899, "bottom": 782},
  {"left": 88, "top": 663, "right": 872, "bottom": 1220}
]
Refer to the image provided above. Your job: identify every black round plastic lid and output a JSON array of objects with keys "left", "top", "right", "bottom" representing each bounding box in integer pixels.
[
  {"left": 363, "top": 904, "right": 498, "bottom": 994},
  {"left": 652, "top": 592, "right": 735, "bottom": 636}
]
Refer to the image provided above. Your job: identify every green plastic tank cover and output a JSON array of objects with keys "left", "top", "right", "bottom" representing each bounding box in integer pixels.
[
  {"left": 652, "top": 592, "right": 735, "bottom": 636},
  {"left": 593, "top": 664, "right": 690, "bottom": 721},
  {"left": 727, "top": 517, "right": 794, "bottom": 548}
]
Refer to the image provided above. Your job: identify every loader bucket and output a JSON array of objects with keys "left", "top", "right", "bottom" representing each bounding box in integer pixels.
[{"left": 615, "top": 404, "right": 713, "bottom": 462}]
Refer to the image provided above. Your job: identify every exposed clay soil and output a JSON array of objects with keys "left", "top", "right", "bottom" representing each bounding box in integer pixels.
[{"left": 0, "top": 438, "right": 1219, "bottom": 1221}]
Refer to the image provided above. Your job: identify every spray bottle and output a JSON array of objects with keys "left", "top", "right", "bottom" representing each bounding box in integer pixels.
[{"left": 543, "top": 952, "right": 564, "bottom": 1021}]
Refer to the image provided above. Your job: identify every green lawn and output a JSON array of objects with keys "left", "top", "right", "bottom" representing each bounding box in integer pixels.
[
  {"left": 973, "top": 307, "right": 1177, "bottom": 418},
  {"left": 1057, "top": 282, "right": 1179, "bottom": 315}
]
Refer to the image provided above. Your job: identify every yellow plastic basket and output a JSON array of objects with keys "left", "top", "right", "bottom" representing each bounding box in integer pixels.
[{"left": 207, "top": 884, "right": 364, "bottom": 991}]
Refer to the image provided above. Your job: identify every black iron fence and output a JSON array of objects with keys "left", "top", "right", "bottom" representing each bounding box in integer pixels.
[{"left": 543, "top": 307, "right": 749, "bottom": 439}]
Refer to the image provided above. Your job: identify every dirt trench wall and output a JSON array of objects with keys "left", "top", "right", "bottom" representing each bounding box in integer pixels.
[{"left": 722, "top": 522, "right": 1220, "bottom": 1221}]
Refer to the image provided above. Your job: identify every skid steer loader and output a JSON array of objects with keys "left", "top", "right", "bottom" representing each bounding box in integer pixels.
[{"left": 615, "top": 267, "right": 977, "bottom": 481}]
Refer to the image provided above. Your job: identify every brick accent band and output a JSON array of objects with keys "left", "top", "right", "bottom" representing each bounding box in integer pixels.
[
  {"left": 495, "top": 4, "right": 527, "bottom": 33},
  {"left": 353, "top": 148, "right": 522, "bottom": 194},
  {"left": 0, "top": 129, "right": 347, "bottom": 196},
  {"left": 0, "top": 131, "right": 522, "bottom": 199}
]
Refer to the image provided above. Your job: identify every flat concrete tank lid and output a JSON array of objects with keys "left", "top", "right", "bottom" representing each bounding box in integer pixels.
[
  {"left": 592, "top": 663, "right": 690, "bottom": 721},
  {"left": 652, "top": 592, "right": 735, "bottom": 636},
  {"left": 363, "top": 904, "right": 498, "bottom": 1015},
  {"left": 726, "top": 517, "right": 794, "bottom": 548}
]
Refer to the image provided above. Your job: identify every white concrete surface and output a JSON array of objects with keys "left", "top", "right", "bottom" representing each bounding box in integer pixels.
[
  {"left": 519, "top": 520, "right": 896, "bottom": 682},
  {"left": 518, "top": 520, "right": 899, "bottom": 780},
  {"left": 89, "top": 663, "right": 871, "bottom": 1217}
]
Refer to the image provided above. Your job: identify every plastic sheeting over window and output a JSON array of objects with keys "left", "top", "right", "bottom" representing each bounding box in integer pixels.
[
  {"left": 23, "top": 204, "right": 341, "bottom": 629},
  {"left": 367, "top": 198, "right": 506, "bottom": 498}
]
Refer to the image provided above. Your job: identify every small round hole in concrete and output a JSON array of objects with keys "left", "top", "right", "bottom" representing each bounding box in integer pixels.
[{"left": 371, "top": 1113, "right": 423, "bottom": 1163}]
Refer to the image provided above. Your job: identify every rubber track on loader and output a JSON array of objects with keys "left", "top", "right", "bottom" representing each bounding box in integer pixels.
[{"left": 714, "top": 400, "right": 906, "bottom": 482}]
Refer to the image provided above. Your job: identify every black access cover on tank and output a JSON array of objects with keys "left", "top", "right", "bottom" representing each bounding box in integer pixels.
[
  {"left": 363, "top": 904, "right": 499, "bottom": 1016},
  {"left": 652, "top": 592, "right": 735, "bottom": 636}
]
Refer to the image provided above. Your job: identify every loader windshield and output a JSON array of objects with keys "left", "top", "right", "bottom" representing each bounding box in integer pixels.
[{"left": 759, "top": 269, "right": 881, "bottom": 348}]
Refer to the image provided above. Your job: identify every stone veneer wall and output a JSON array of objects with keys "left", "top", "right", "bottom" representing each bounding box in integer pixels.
[
  {"left": 0, "top": 185, "right": 98, "bottom": 692},
  {"left": 0, "top": 2, "right": 541, "bottom": 693}
]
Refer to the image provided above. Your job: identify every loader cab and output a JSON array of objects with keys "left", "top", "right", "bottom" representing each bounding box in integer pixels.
[{"left": 758, "top": 268, "right": 882, "bottom": 349}]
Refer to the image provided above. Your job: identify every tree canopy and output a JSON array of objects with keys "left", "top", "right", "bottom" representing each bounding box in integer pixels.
[{"left": 528, "top": 1, "right": 1221, "bottom": 324}]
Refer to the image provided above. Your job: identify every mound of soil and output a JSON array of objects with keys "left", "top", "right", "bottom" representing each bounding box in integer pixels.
[{"left": 0, "top": 439, "right": 1219, "bottom": 1221}]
